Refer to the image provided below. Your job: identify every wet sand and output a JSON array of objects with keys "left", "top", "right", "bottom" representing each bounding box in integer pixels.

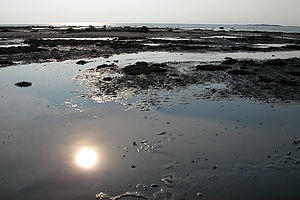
[{"left": 0, "top": 26, "right": 300, "bottom": 200}]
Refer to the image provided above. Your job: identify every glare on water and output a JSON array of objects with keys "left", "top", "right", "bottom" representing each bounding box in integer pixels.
[{"left": 76, "top": 147, "right": 97, "bottom": 168}]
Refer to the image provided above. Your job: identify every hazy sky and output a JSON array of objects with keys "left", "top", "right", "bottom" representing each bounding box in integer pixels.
[{"left": 1, "top": 0, "right": 300, "bottom": 25}]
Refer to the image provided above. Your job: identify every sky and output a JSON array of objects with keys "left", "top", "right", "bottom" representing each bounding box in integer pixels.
[{"left": 1, "top": 0, "right": 300, "bottom": 25}]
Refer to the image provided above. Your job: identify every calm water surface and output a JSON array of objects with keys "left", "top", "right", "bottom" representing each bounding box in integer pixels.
[{"left": 0, "top": 52, "right": 300, "bottom": 200}]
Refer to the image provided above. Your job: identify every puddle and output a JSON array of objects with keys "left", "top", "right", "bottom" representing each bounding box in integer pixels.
[
  {"left": 102, "top": 50, "right": 300, "bottom": 65},
  {"left": 144, "top": 43, "right": 162, "bottom": 46},
  {"left": 0, "top": 51, "right": 300, "bottom": 200},
  {"left": 150, "top": 37, "right": 193, "bottom": 41},
  {"left": 255, "top": 43, "right": 294, "bottom": 48},
  {"left": 42, "top": 37, "right": 117, "bottom": 41},
  {"left": 0, "top": 44, "right": 29, "bottom": 48},
  {"left": 201, "top": 35, "right": 239, "bottom": 39},
  {"left": 0, "top": 38, "right": 27, "bottom": 48}
]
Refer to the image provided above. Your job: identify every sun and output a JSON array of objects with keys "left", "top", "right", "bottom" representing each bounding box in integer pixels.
[{"left": 76, "top": 148, "right": 97, "bottom": 168}]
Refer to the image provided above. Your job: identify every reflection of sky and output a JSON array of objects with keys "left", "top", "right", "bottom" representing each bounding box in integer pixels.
[
  {"left": 0, "top": 62, "right": 83, "bottom": 104},
  {"left": 159, "top": 99, "right": 300, "bottom": 128},
  {"left": 0, "top": 53, "right": 300, "bottom": 199}
]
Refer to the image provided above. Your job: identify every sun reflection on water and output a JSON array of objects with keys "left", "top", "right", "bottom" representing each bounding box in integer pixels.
[{"left": 76, "top": 147, "right": 97, "bottom": 168}]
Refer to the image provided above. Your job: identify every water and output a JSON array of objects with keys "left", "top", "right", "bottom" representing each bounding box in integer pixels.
[
  {"left": 0, "top": 51, "right": 300, "bottom": 200},
  {"left": 0, "top": 38, "right": 28, "bottom": 48},
  {"left": 102, "top": 50, "right": 300, "bottom": 65},
  {"left": 42, "top": 37, "right": 117, "bottom": 41},
  {"left": 1, "top": 23, "right": 300, "bottom": 33}
]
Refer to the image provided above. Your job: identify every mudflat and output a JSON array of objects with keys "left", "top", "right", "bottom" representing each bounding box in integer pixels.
[{"left": 0, "top": 25, "right": 300, "bottom": 200}]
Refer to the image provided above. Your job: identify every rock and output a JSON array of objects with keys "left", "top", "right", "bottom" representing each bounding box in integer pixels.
[
  {"left": 161, "top": 174, "right": 176, "bottom": 187},
  {"left": 240, "top": 66, "right": 249, "bottom": 70},
  {"left": 293, "top": 139, "right": 300, "bottom": 145},
  {"left": 222, "top": 58, "right": 238, "bottom": 65},
  {"left": 264, "top": 59, "right": 287, "bottom": 66},
  {"left": 286, "top": 72, "right": 300, "bottom": 76},
  {"left": 91, "top": 49, "right": 97, "bottom": 54},
  {"left": 96, "top": 192, "right": 146, "bottom": 200},
  {"left": 212, "top": 165, "right": 218, "bottom": 169},
  {"left": 102, "top": 77, "right": 112, "bottom": 81},
  {"left": 157, "top": 132, "right": 167, "bottom": 136},
  {"left": 0, "top": 46, "right": 48, "bottom": 55},
  {"left": 97, "top": 63, "right": 115, "bottom": 69},
  {"left": 76, "top": 60, "right": 88, "bottom": 65},
  {"left": 0, "top": 28, "right": 10, "bottom": 32},
  {"left": 153, "top": 188, "right": 173, "bottom": 200},
  {"left": 197, "top": 192, "right": 203, "bottom": 197},
  {"left": 113, "top": 192, "right": 147, "bottom": 200},
  {"left": 288, "top": 64, "right": 300, "bottom": 68},
  {"left": 54, "top": 55, "right": 62, "bottom": 60},
  {"left": 139, "top": 26, "right": 149, "bottom": 33},
  {"left": 227, "top": 70, "right": 255, "bottom": 75},
  {"left": 122, "top": 62, "right": 167, "bottom": 75},
  {"left": 151, "top": 183, "right": 159, "bottom": 188},
  {"left": 259, "top": 76, "right": 273, "bottom": 83},
  {"left": 170, "top": 73, "right": 179, "bottom": 77},
  {"left": 66, "top": 27, "right": 75, "bottom": 33},
  {"left": 130, "top": 164, "right": 136, "bottom": 168},
  {"left": 196, "top": 65, "right": 225, "bottom": 71},
  {"left": 15, "top": 81, "right": 32, "bottom": 87},
  {"left": 102, "top": 54, "right": 111, "bottom": 58},
  {"left": 0, "top": 60, "right": 14, "bottom": 65},
  {"left": 135, "top": 61, "right": 149, "bottom": 66},
  {"left": 279, "top": 80, "right": 297, "bottom": 86},
  {"left": 95, "top": 192, "right": 110, "bottom": 200},
  {"left": 239, "top": 59, "right": 259, "bottom": 66},
  {"left": 152, "top": 63, "right": 167, "bottom": 67}
]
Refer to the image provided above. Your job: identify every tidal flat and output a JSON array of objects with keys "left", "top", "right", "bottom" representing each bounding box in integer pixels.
[{"left": 0, "top": 26, "right": 300, "bottom": 200}]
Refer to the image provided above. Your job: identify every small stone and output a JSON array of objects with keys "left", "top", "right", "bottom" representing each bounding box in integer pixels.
[
  {"left": 157, "top": 132, "right": 167, "bottom": 136},
  {"left": 95, "top": 192, "right": 110, "bottom": 200},
  {"left": 131, "top": 164, "right": 136, "bottom": 168},
  {"left": 15, "top": 81, "right": 32, "bottom": 88},
  {"left": 151, "top": 183, "right": 159, "bottom": 188},
  {"left": 103, "top": 77, "right": 112, "bottom": 81},
  {"left": 76, "top": 60, "right": 87, "bottom": 65},
  {"left": 197, "top": 192, "right": 203, "bottom": 197}
]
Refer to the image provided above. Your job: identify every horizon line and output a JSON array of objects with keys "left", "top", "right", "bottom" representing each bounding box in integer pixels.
[{"left": 0, "top": 21, "right": 300, "bottom": 27}]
